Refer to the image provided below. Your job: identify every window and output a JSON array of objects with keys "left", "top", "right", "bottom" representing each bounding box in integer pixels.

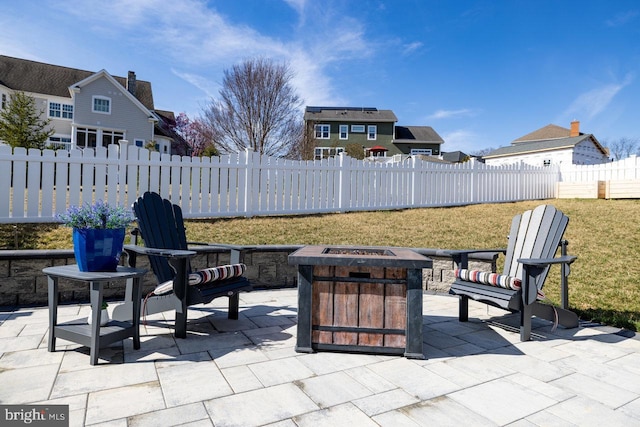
[
  {"left": 543, "top": 159, "right": 551, "bottom": 167},
  {"left": 62, "top": 104, "right": 73, "bottom": 119},
  {"left": 49, "top": 103, "right": 73, "bottom": 119},
  {"left": 92, "top": 96, "right": 111, "bottom": 114},
  {"left": 314, "top": 146, "right": 344, "bottom": 160},
  {"left": 101, "top": 130, "right": 124, "bottom": 146},
  {"left": 76, "top": 127, "right": 98, "bottom": 148},
  {"left": 339, "top": 125, "right": 348, "bottom": 140},
  {"left": 351, "top": 124, "right": 365, "bottom": 133},
  {"left": 1, "top": 94, "right": 6, "bottom": 109},
  {"left": 314, "top": 124, "right": 330, "bottom": 139},
  {"left": 410, "top": 149, "right": 432, "bottom": 156},
  {"left": 368, "top": 125, "right": 377, "bottom": 140},
  {"left": 134, "top": 139, "right": 145, "bottom": 147},
  {"left": 49, "top": 102, "right": 61, "bottom": 118}
]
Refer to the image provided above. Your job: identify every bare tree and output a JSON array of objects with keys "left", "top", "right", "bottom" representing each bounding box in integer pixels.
[
  {"left": 605, "top": 137, "right": 638, "bottom": 161},
  {"left": 285, "top": 119, "right": 316, "bottom": 160},
  {"left": 470, "top": 147, "right": 496, "bottom": 157},
  {"left": 201, "top": 58, "right": 303, "bottom": 156}
]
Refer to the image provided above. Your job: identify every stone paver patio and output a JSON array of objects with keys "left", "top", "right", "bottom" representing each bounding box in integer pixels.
[{"left": 1, "top": 289, "right": 639, "bottom": 426}]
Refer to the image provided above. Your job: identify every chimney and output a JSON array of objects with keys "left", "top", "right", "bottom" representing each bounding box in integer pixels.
[
  {"left": 570, "top": 120, "right": 580, "bottom": 137},
  {"left": 127, "top": 71, "right": 137, "bottom": 95}
]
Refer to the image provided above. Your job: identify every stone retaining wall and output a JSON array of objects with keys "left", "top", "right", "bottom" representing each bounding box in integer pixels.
[{"left": 0, "top": 246, "right": 497, "bottom": 308}]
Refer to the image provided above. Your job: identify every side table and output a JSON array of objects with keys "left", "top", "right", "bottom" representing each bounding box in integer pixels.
[{"left": 44, "top": 265, "right": 147, "bottom": 365}]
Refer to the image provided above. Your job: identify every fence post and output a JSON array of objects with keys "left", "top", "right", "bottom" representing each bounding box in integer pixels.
[
  {"left": 410, "top": 156, "right": 417, "bottom": 206},
  {"left": 470, "top": 158, "right": 478, "bottom": 204},
  {"left": 117, "top": 140, "right": 129, "bottom": 206},
  {"left": 339, "top": 153, "right": 347, "bottom": 212},
  {"left": 519, "top": 160, "right": 525, "bottom": 201},
  {"left": 243, "top": 148, "right": 254, "bottom": 218}
]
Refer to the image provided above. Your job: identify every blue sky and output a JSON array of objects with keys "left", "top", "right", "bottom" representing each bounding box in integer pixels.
[{"left": 2, "top": 0, "right": 638, "bottom": 154}]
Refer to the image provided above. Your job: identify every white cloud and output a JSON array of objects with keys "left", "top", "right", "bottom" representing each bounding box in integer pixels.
[
  {"left": 441, "top": 129, "right": 478, "bottom": 153},
  {"left": 605, "top": 10, "right": 639, "bottom": 27},
  {"left": 171, "top": 70, "right": 219, "bottom": 99},
  {"left": 402, "top": 42, "right": 423, "bottom": 56},
  {"left": 561, "top": 74, "right": 634, "bottom": 120},
  {"left": 55, "top": 0, "right": 370, "bottom": 107},
  {"left": 427, "top": 108, "right": 476, "bottom": 120},
  {"left": 284, "top": 0, "right": 307, "bottom": 16}
]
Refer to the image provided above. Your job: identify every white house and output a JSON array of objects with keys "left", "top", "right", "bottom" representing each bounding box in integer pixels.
[
  {"left": 0, "top": 55, "right": 186, "bottom": 154},
  {"left": 483, "top": 121, "right": 610, "bottom": 167}
]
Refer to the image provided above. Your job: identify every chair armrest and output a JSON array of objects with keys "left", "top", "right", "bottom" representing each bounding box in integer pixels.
[
  {"left": 517, "top": 255, "right": 577, "bottom": 267},
  {"left": 123, "top": 245, "right": 196, "bottom": 258},
  {"left": 186, "top": 243, "right": 247, "bottom": 264},
  {"left": 187, "top": 242, "right": 247, "bottom": 251},
  {"left": 437, "top": 248, "right": 506, "bottom": 257},
  {"left": 437, "top": 248, "right": 506, "bottom": 269}
]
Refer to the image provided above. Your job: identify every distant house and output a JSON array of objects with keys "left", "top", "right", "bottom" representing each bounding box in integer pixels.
[
  {"left": 441, "top": 151, "right": 471, "bottom": 163},
  {"left": 483, "top": 121, "right": 610, "bottom": 167},
  {"left": 303, "top": 106, "right": 444, "bottom": 159},
  {"left": 0, "top": 55, "right": 186, "bottom": 154},
  {"left": 394, "top": 126, "right": 444, "bottom": 157}
]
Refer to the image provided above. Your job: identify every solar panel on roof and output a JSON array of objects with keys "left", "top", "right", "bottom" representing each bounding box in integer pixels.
[{"left": 305, "top": 106, "right": 378, "bottom": 112}]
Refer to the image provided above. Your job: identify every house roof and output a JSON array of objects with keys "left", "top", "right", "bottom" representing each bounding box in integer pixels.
[
  {"left": 154, "top": 110, "right": 178, "bottom": 138},
  {"left": 441, "top": 151, "right": 469, "bottom": 162},
  {"left": 414, "top": 155, "right": 452, "bottom": 164},
  {"left": 484, "top": 122, "right": 609, "bottom": 159},
  {"left": 484, "top": 135, "right": 595, "bottom": 158},
  {"left": 0, "top": 55, "right": 154, "bottom": 110},
  {"left": 304, "top": 106, "right": 398, "bottom": 122},
  {"left": 513, "top": 123, "right": 581, "bottom": 143},
  {"left": 394, "top": 126, "right": 444, "bottom": 144}
]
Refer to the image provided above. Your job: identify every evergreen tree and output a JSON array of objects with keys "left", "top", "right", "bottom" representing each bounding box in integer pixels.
[{"left": 0, "top": 92, "right": 53, "bottom": 149}]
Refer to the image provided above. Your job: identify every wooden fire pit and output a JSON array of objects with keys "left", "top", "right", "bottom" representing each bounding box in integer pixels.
[{"left": 288, "top": 245, "right": 432, "bottom": 359}]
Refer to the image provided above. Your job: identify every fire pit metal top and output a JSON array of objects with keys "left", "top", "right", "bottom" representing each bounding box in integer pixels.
[{"left": 288, "top": 245, "right": 432, "bottom": 269}]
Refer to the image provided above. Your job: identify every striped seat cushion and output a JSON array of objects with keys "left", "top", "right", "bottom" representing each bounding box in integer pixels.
[
  {"left": 454, "top": 269, "right": 545, "bottom": 300},
  {"left": 455, "top": 269, "right": 521, "bottom": 290},
  {"left": 153, "top": 263, "right": 247, "bottom": 296}
]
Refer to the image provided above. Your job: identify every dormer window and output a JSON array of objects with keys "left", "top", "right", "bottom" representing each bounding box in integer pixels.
[{"left": 92, "top": 96, "right": 111, "bottom": 114}]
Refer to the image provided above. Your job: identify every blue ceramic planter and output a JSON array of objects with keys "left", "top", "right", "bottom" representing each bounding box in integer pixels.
[{"left": 73, "top": 228, "right": 125, "bottom": 272}]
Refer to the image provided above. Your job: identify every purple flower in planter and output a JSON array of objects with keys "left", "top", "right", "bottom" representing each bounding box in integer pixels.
[{"left": 57, "top": 200, "right": 134, "bottom": 229}]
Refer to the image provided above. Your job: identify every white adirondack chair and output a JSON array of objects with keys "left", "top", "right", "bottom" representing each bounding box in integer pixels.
[{"left": 445, "top": 204, "right": 578, "bottom": 341}]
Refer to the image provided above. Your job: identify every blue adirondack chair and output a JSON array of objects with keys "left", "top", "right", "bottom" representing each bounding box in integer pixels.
[
  {"left": 122, "top": 192, "right": 251, "bottom": 338},
  {"left": 445, "top": 204, "right": 578, "bottom": 341}
]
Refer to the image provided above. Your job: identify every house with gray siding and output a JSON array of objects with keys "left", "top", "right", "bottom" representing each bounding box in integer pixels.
[{"left": 0, "top": 55, "right": 185, "bottom": 154}]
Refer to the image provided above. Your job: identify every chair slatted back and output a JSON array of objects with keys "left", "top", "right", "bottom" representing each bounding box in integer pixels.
[
  {"left": 132, "top": 192, "right": 190, "bottom": 283},
  {"left": 503, "top": 205, "right": 569, "bottom": 292}
]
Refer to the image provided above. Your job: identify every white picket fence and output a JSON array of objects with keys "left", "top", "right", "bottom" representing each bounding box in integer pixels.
[
  {"left": 1, "top": 144, "right": 563, "bottom": 223},
  {"left": 559, "top": 154, "right": 640, "bottom": 181}
]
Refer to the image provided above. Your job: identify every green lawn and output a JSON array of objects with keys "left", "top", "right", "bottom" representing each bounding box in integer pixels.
[{"left": 3, "top": 198, "right": 639, "bottom": 331}]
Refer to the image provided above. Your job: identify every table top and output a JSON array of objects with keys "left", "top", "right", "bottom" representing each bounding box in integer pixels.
[
  {"left": 288, "top": 245, "right": 432, "bottom": 269},
  {"left": 42, "top": 265, "right": 147, "bottom": 281}
]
